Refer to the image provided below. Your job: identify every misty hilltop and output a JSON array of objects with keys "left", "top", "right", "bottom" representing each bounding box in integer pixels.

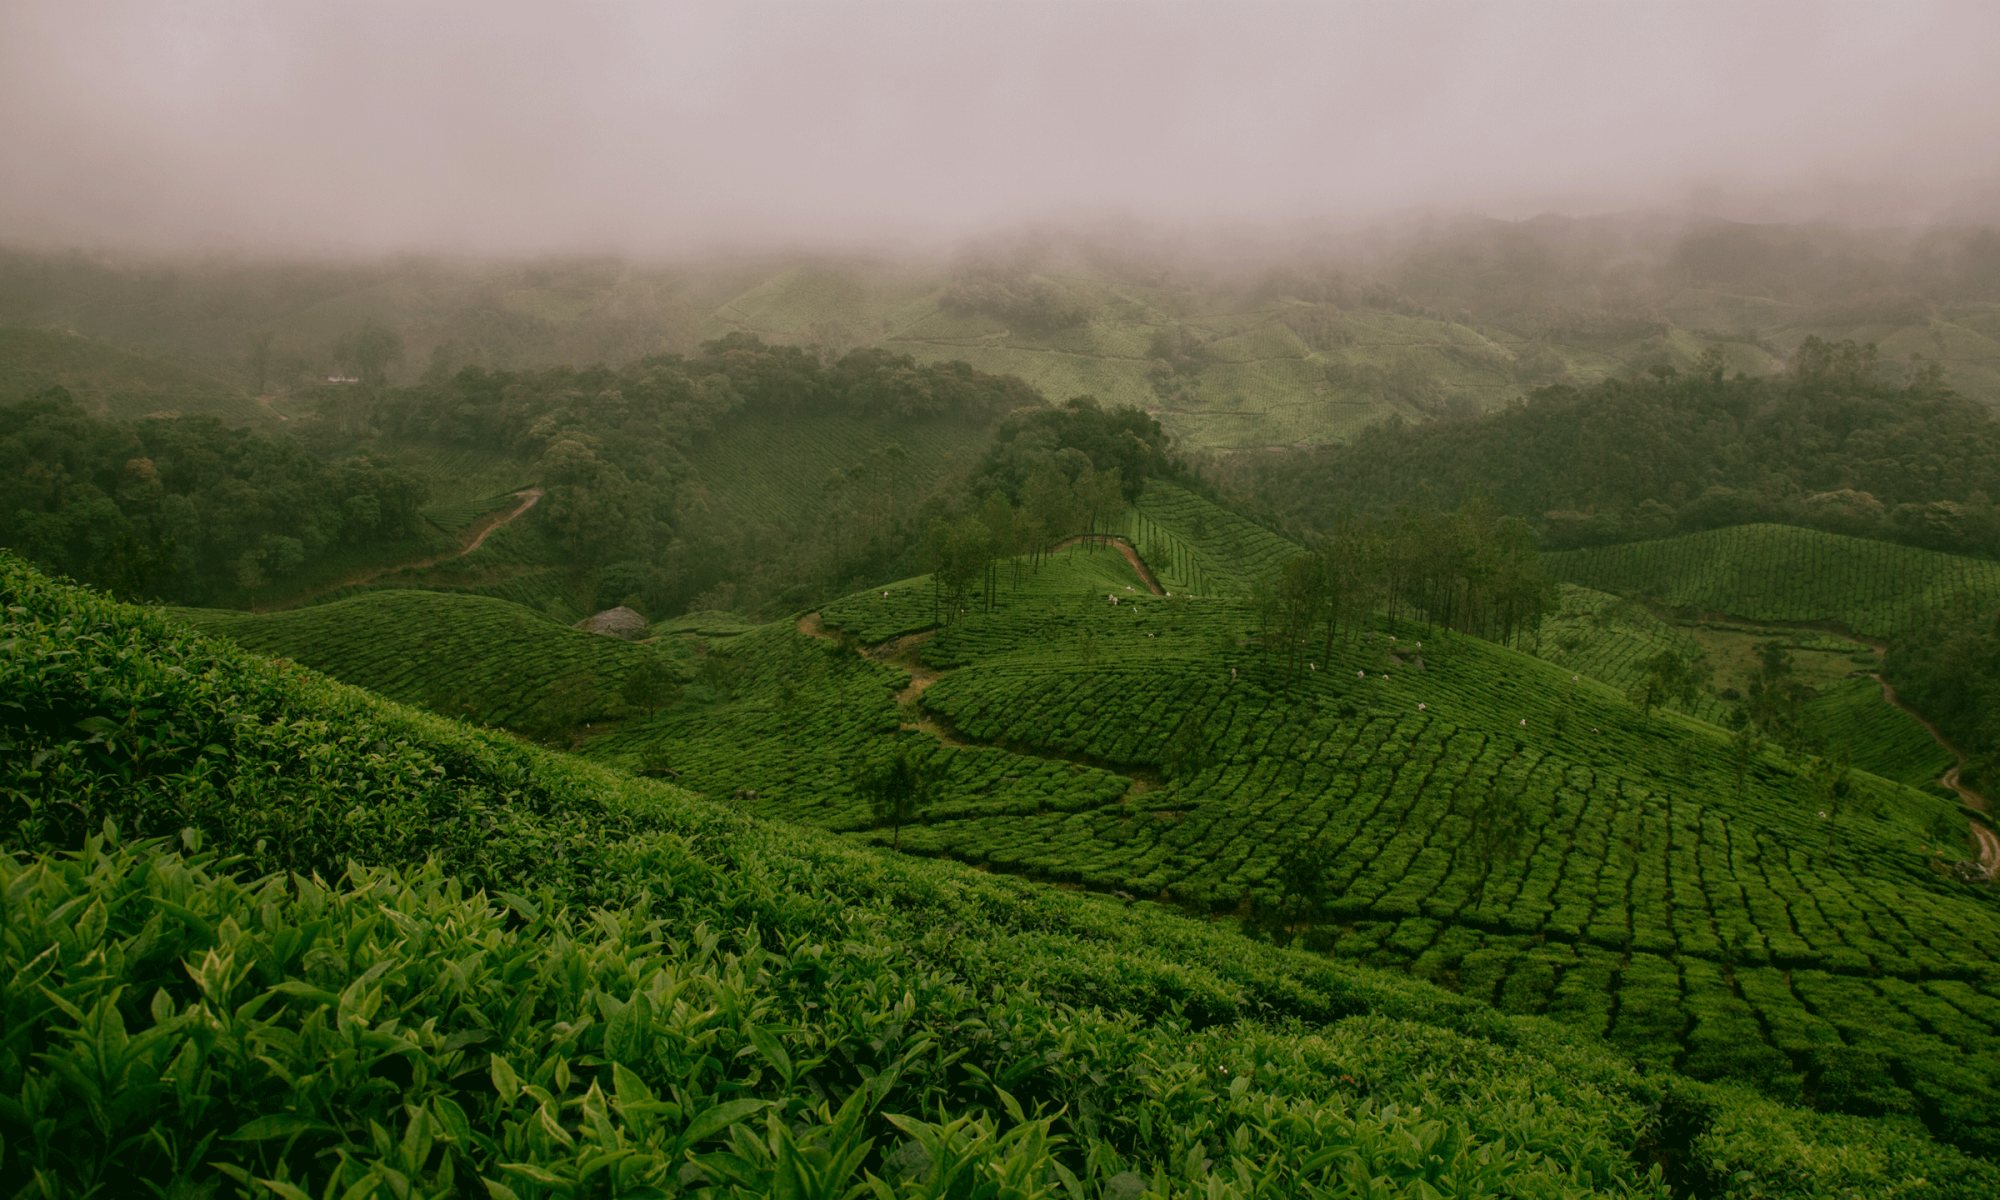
[{"left": 4, "top": 213, "right": 1999, "bottom": 450}]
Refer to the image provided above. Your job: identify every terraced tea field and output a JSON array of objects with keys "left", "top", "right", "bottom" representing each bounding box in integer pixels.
[
  {"left": 589, "top": 534, "right": 2000, "bottom": 1151},
  {"left": 173, "top": 589, "right": 678, "bottom": 734},
  {"left": 1807, "top": 675, "right": 1960, "bottom": 791},
  {"left": 1121, "top": 479, "right": 1301, "bottom": 595},
  {"left": 1533, "top": 585, "right": 1957, "bottom": 791},
  {"left": 1534, "top": 585, "right": 1725, "bottom": 720},
  {"left": 1545, "top": 524, "right": 2000, "bottom": 639}
]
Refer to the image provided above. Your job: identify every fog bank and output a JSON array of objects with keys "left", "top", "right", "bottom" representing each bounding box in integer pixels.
[{"left": 2, "top": 1, "right": 1997, "bottom": 255}]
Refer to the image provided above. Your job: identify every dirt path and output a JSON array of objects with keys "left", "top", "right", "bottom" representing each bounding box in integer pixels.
[
  {"left": 1874, "top": 673, "right": 2000, "bottom": 878},
  {"left": 260, "top": 488, "right": 543, "bottom": 612},
  {"left": 795, "top": 615, "right": 941, "bottom": 705},
  {"left": 1051, "top": 535, "right": 1166, "bottom": 595},
  {"left": 796, "top": 615, "right": 957, "bottom": 735},
  {"left": 1676, "top": 615, "right": 1997, "bottom": 880},
  {"left": 461, "top": 488, "right": 544, "bottom": 554}
]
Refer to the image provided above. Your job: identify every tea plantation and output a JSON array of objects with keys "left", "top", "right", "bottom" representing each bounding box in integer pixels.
[
  {"left": 1119, "top": 480, "right": 1300, "bottom": 596},
  {"left": 26, "top": 556, "right": 2000, "bottom": 1197},
  {"left": 172, "top": 588, "right": 682, "bottom": 737},
  {"left": 1532, "top": 585, "right": 1954, "bottom": 791},
  {"left": 1544, "top": 524, "right": 2000, "bottom": 640},
  {"left": 585, "top": 505, "right": 2000, "bottom": 1162}
]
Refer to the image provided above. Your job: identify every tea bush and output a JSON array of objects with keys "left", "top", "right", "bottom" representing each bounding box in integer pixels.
[
  {"left": 173, "top": 590, "right": 681, "bottom": 738},
  {"left": 1545, "top": 525, "right": 2000, "bottom": 640},
  {"left": 5, "top": 552, "right": 1997, "bottom": 1197}
]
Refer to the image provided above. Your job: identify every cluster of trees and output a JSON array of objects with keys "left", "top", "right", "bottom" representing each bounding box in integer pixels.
[
  {"left": 910, "top": 398, "right": 1188, "bottom": 623},
  {"left": 1229, "top": 339, "right": 2000, "bottom": 559},
  {"left": 921, "top": 464, "right": 1130, "bottom": 623},
  {"left": 379, "top": 334, "right": 1038, "bottom": 456},
  {"left": 973, "top": 395, "right": 1183, "bottom": 503},
  {"left": 0, "top": 388, "right": 427, "bottom": 602},
  {"left": 1255, "top": 500, "right": 1559, "bottom": 681},
  {"left": 368, "top": 335, "right": 1049, "bottom": 617},
  {"left": 3, "top": 330, "right": 1194, "bottom": 622}
]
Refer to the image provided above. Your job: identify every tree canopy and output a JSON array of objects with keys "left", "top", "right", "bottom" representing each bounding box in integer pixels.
[
  {"left": 974, "top": 394, "right": 1183, "bottom": 503},
  {"left": 1227, "top": 342, "right": 2000, "bottom": 558},
  {"left": 0, "top": 387, "right": 426, "bottom": 602}
]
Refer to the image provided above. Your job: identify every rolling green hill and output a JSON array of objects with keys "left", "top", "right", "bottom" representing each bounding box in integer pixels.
[
  {"left": 12, "top": 217, "right": 1999, "bottom": 453},
  {"left": 571, "top": 486, "right": 2000, "bottom": 1157},
  {"left": 25, "top": 556, "right": 2000, "bottom": 1195},
  {"left": 1544, "top": 524, "right": 2000, "bottom": 640},
  {"left": 172, "top": 589, "right": 680, "bottom": 738},
  {"left": 0, "top": 326, "right": 264, "bottom": 423}
]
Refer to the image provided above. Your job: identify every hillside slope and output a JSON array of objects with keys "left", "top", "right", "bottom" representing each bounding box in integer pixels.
[
  {"left": 13, "top": 230, "right": 1997, "bottom": 454},
  {"left": 585, "top": 524, "right": 2000, "bottom": 1156},
  {"left": 682, "top": 410, "right": 991, "bottom": 531},
  {"left": 0, "top": 326, "right": 263, "bottom": 423},
  {"left": 172, "top": 589, "right": 680, "bottom": 737},
  {"left": 10, "top": 554, "right": 2000, "bottom": 1196},
  {"left": 1544, "top": 524, "right": 2000, "bottom": 640},
  {"left": 23, "top": 560, "right": 2000, "bottom": 1192}
]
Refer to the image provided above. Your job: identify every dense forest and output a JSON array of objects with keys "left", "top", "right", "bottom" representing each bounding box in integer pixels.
[
  {"left": 0, "top": 388, "right": 429, "bottom": 602},
  {"left": 1226, "top": 339, "right": 2000, "bottom": 558},
  {"left": 0, "top": 334, "right": 1196, "bottom": 616}
]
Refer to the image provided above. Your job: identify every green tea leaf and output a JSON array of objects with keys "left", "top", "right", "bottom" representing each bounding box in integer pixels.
[
  {"left": 603, "top": 990, "right": 652, "bottom": 1066},
  {"left": 227, "top": 1114, "right": 335, "bottom": 1141},
  {"left": 679, "top": 1098, "right": 770, "bottom": 1149},
  {"left": 491, "top": 1053, "right": 520, "bottom": 1104},
  {"left": 746, "top": 1022, "right": 792, "bottom": 1081}
]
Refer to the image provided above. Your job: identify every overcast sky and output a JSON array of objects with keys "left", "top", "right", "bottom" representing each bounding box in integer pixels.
[{"left": 2, "top": 1, "right": 1996, "bottom": 256}]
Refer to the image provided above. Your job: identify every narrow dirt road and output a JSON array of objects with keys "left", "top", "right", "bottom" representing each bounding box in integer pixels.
[
  {"left": 797, "top": 615, "right": 958, "bottom": 739},
  {"left": 259, "top": 488, "right": 544, "bottom": 612},
  {"left": 1051, "top": 535, "right": 1166, "bottom": 595},
  {"left": 461, "top": 488, "right": 544, "bottom": 555},
  {"left": 1875, "top": 673, "right": 2000, "bottom": 878}
]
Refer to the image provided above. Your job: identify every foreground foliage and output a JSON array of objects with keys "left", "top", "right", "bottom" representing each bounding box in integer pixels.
[{"left": 6, "top": 554, "right": 1999, "bottom": 1196}]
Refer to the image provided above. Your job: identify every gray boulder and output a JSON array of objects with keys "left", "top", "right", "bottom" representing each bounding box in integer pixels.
[{"left": 574, "top": 606, "right": 648, "bottom": 640}]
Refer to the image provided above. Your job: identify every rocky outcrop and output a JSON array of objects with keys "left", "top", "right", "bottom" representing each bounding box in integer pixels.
[{"left": 573, "top": 606, "right": 648, "bottom": 640}]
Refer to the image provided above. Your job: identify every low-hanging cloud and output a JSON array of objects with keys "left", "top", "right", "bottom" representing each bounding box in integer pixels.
[{"left": 2, "top": 0, "right": 1996, "bottom": 256}]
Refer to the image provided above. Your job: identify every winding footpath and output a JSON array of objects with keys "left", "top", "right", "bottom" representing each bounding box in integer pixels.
[
  {"left": 1050, "top": 535, "right": 1166, "bottom": 595},
  {"left": 1874, "top": 674, "right": 2000, "bottom": 879},
  {"left": 258, "top": 488, "right": 544, "bottom": 612}
]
